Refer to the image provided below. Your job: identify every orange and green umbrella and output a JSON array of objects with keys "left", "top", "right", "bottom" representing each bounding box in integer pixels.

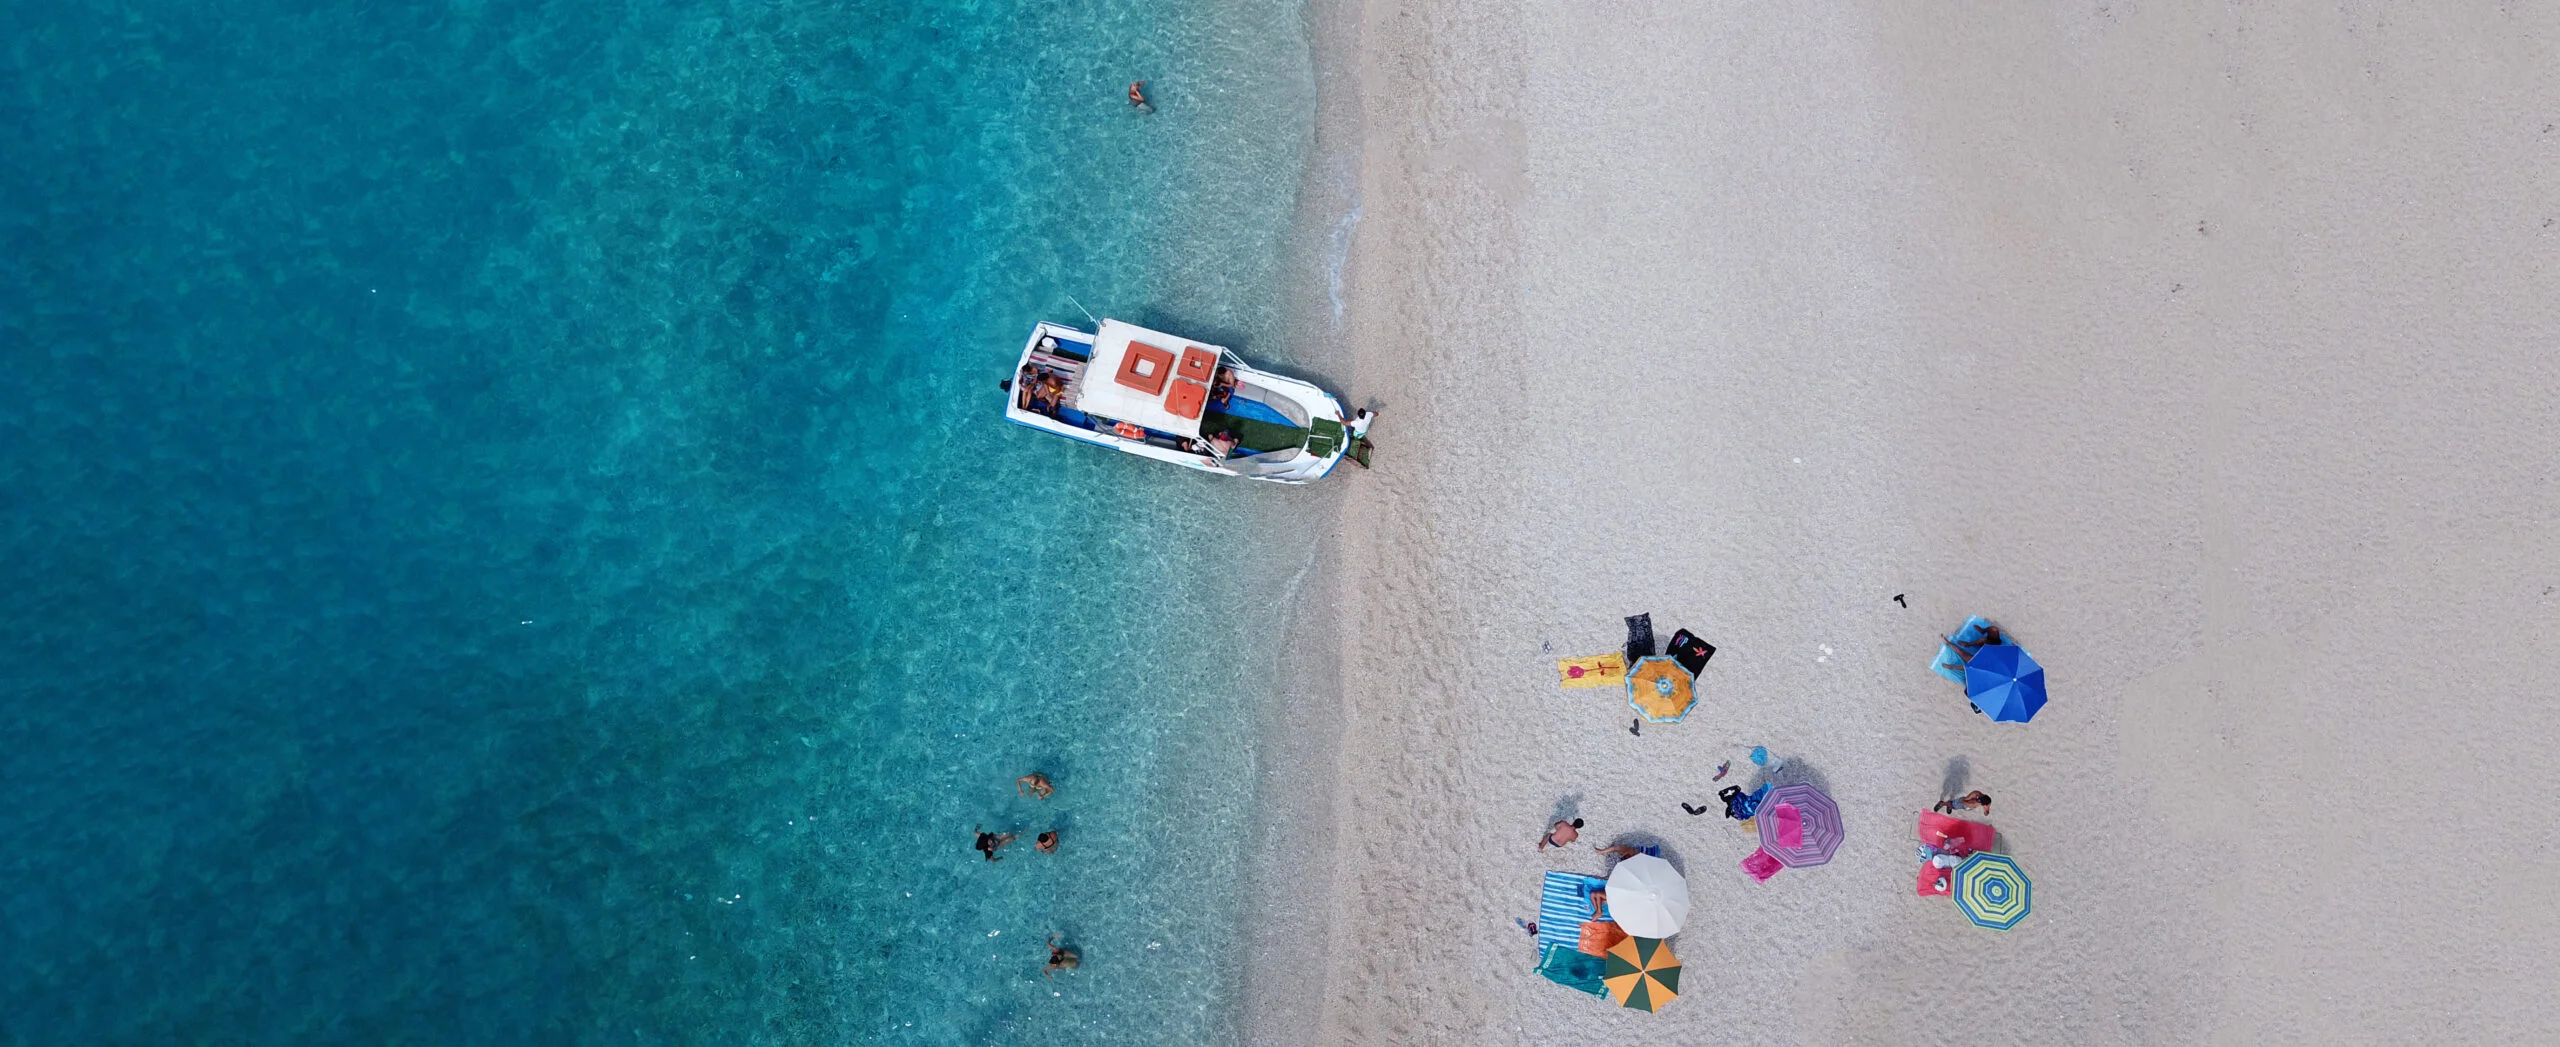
[
  {"left": 1626, "top": 656, "right": 1696, "bottom": 723},
  {"left": 1602, "top": 935, "right": 1681, "bottom": 1012}
]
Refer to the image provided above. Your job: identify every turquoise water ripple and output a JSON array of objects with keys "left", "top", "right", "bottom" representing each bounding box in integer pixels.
[{"left": 0, "top": 0, "right": 1315, "bottom": 1042}]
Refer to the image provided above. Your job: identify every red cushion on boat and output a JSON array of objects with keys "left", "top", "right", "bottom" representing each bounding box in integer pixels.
[
  {"left": 1164, "top": 378, "right": 1208, "bottom": 420},
  {"left": 1177, "top": 346, "right": 1217, "bottom": 383},
  {"left": 1115, "top": 342, "right": 1174, "bottom": 395}
]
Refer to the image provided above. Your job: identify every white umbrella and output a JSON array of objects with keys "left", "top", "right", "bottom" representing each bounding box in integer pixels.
[{"left": 1603, "top": 854, "right": 1689, "bottom": 937}]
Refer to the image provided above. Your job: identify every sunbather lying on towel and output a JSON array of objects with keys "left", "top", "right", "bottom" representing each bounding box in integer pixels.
[{"left": 1944, "top": 624, "right": 2004, "bottom": 662}]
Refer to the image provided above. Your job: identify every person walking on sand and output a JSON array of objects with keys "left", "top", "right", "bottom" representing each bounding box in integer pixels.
[
  {"left": 1346, "top": 408, "right": 1377, "bottom": 468},
  {"left": 1045, "top": 935, "right": 1081, "bottom": 978},
  {"left": 1537, "top": 817, "right": 1583, "bottom": 850},
  {"left": 1017, "top": 772, "right": 1054, "bottom": 799},
  {"left": 1127, "top": 81, "right": 1153, "bottom": 113},
  {"left": 1936, "top": 790, "right": 1992, "bottom": 815}
]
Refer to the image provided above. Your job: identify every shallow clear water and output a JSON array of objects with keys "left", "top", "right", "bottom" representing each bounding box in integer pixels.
[{"left": 0, "top": 0, "right": 1316, "bottom": 1042}]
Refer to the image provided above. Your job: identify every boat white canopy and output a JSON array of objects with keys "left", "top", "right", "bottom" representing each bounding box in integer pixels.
[{"left": 1070, "top": 319, "right": 1225, "bottom": 440}]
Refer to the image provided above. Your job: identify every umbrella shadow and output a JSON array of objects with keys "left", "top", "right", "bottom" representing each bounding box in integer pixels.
[
  {"left": 1751, "top": 754, "right": 1833, "bottom": 796},
  {"left": 1547, "top": 793, "right": 1584, "bottom": 828}
]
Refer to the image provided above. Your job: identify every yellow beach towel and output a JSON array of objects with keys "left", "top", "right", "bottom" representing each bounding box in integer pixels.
[{"left": 1557, "top": 653, "right": 1628, "bottom": 689}]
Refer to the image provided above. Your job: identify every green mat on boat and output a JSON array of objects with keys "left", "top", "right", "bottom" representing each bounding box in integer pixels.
[
  {"left": 1305, "top": 417, "right": 1343, "bottom": 459},
  {"left": 1200, "top": 410, "right": 1306, "bottom": 454}
]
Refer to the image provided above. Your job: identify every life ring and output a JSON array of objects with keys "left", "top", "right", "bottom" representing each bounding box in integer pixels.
[{"left": 1113, "top": 421, "right": 1146, "bottom": 440}]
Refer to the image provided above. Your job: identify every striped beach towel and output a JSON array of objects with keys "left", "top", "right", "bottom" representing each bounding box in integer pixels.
[{"left": 1536, "top": 871, "right": 1609, "bottom": 953}]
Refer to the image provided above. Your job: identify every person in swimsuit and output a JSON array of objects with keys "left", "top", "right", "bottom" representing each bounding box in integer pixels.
[
  {"left": 1206, "top": 430, "right": 1238, "bottom": 458},
  {"left": 1536, "top": 817, "right": 1583, "bottom": 850},
  {"left": 1017, "top": 772, "right": 1054, "bottom": 799},
  {"left": 1036, "top": 830, "right": 1059, "bottom": 854},
  {"left": 1957, "top": 790, "right": 1991, "bottom": 814},
  {"left": 974, "top": 827, "right": 1018, "bottom": 862},
  {"left": 1593, "top": 843, "right": 1644, "bottom": 861},
  {"left": 1127, "top": 81, "right": 1153, "bottom": 113},
  {"left": 1045, "top": 935, "right": 1081, "bottom": 977}
]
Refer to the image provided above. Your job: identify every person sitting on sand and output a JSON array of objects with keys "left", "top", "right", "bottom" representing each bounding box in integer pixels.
[
  {"left": 1537, "top": 817, "right": 1583, "bottom": 850},
  {"left": 1036, "top": 830, "right": 1059, "bottom": 854},
  {"left": 1945, "top": 625, "right": 2005, "bottom": 663},
  {"left": 1045, "top": 935, "right": 1081, "bottom": 978},
  {"left": 1017, "top": 772, "right": 1054, "bottom": 799},
  {"left": 975, "top": 827, "right": 1018, "bottom": 863}
]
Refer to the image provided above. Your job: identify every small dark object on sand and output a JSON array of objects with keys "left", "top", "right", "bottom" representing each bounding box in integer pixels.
[{"left": 1628, "top": 718, "right": 1641, "bottom": 736}]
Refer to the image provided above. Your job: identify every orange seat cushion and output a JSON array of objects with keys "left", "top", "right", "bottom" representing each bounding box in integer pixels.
[
  {"left": 1577, "top": 919, "right": 1627, "bottom": 957},
  {"left": 1164, "top": 378, "right": 1208, "bottom": 420},
  {"left": 1115, "top": 342, "right": 1174, "bottom": 395},
  {"left": 1177, "top": 346, "right": 1217, "bottom": 383}
]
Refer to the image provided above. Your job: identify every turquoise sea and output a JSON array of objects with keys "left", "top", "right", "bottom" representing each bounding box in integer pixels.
[{"left": 0, "top": 0, "right": 1322, "bottom": 1042}]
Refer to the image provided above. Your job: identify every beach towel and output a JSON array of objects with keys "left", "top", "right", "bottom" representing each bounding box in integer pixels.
[
  {"left": 1932, "top": 616, "right": 2008, "bottom": 683},
  {"left": 1556, "top": 653, "right": 1629, "bottom": 689},
  {"left": 1624, "top": 614, "right": 1657, "bottom": 663},
  {"left": 1536, "top": 944, "right": 1609, "bottom": 997},
  {"left": 1576, "top": 919, "right": 1628, "bottom": 957},
  {"left": 1916, "top": 811, "right": 1996, "bottom": 856},
  {"left": 1667, "top": 628, "right": 1716, "bottom": 675},
  {"left": 1537, "top": 872, "right": 1609, "bottom": 953},
  {"left": 1916, "top": 864, "right": 1952, "bottom": 897},
  {"left": 1739, "top": 848, "right": 1783, "bottom": 883},
  {"left": 1769, "top": 802, "right": 1804, "bottom": 849}
]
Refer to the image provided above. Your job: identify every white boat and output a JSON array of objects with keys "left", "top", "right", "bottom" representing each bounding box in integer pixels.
[{"left": 1003, "top": 318, "right": 1351, "bottom": 484}]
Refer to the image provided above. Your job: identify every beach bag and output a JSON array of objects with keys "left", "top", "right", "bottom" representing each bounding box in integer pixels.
[{"left": 1576, "top": 919, "right": 1628, "bottom": 957}]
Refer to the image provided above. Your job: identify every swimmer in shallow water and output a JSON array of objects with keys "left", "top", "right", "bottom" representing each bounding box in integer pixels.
[
  {"left": 1045, "top": 935, "right": 1081, "bottom": 977},
  {"left": 1127, "top": 81, "right": 1153, "bottom": 113},
  {"left": 974, "top": 826, "right": 1017, "bottom": 863}
]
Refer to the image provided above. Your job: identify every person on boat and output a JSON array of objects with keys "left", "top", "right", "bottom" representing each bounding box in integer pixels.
[
  {"left": 1210, "top": 366, "right": 1236, "bottom": 408},
  {"left": 1017, "top": 772, "right": 1054, "bottom": 799},
  {"left": 1127, "top": 81, "right": 1153, "bottom": 113},
  {"left": 974, "top": 827, "right": 1018, "bottom": 862},
  {"left": 1045, "top": 935, "right": 1081, "bottom": 977},
  {"left": 1036, "top": 830, "right": 1060, "bottom": 854},
  {"left": 1206, "top": 430, "right": 1238, "bottom": 458}
]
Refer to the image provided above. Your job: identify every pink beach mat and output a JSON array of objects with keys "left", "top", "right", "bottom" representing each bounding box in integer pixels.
[{"left": 1739, "top": 847, "right": 1783, "bottom": 883}]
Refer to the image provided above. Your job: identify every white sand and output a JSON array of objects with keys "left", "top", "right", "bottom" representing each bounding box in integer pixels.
[{"left": 1279, "top": 2, "right": 2560, "bottom": 1043}]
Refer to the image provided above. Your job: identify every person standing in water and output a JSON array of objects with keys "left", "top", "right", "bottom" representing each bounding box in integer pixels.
[
  {"left": 1127, "top": 81, "right": 1153, "bottom": 113},
  {"left": 1016, "top": 772, "right": 1054, "bottom": 799},
  {"left": 974, "top": 827, "right": 1018, "bottom": 862}
]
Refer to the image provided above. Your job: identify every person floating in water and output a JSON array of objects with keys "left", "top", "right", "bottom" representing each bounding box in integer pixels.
[
  {"left": 1036, "top": 829, "right": 1060, "bottom": 854},
  {"left": 1045, "top": 935, "right": 1081, "bottom": 978},
  {"left": 1017, "top": 772, "right": 1054, "bottom": 799},
  {"left": 1127, "top": 81, "right": 1153, "bottom": 113},
  {"left": 974, "top": 826, "right": 1018, "bottom": 862}
]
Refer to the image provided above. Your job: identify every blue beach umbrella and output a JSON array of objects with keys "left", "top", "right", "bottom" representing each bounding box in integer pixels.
[
  {"left": 1952, "top": 853, "right": 2032, "bottom": 930},
  {"left": 1964, "top": 644, "right": 2047, "bottom": 723}
]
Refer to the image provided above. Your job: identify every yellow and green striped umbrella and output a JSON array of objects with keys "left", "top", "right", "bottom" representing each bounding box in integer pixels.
[
  {"left": 1602, "top": 935, "right": 1681, "bottom": 1012},
  {"left": 1954, "top": 853, "right": 2032, "bottom": 930}
]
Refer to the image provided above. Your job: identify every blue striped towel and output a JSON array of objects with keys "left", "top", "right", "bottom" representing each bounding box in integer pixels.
[{"left": 1537, "top": 871, "right": 1610, "bottom": 952}]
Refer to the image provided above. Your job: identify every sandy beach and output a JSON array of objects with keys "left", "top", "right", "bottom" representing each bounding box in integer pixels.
[{"left": 1271, "top": 2, "right": 2560, "bottom": 1043}]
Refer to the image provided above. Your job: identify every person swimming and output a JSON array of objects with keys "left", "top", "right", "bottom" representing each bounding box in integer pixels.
[
  {"left": 974, "top": 826, "right": 1017, "bottom": 863},
  {"left": 1036, "top": 829, "right": 1059, "bottom": 854},
  {"left": 1127, "top": 81, "right": 1153, "bottom": 113},
  {"left": 1045, "top": 935, "right": 1081, "bottom": 978}
]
